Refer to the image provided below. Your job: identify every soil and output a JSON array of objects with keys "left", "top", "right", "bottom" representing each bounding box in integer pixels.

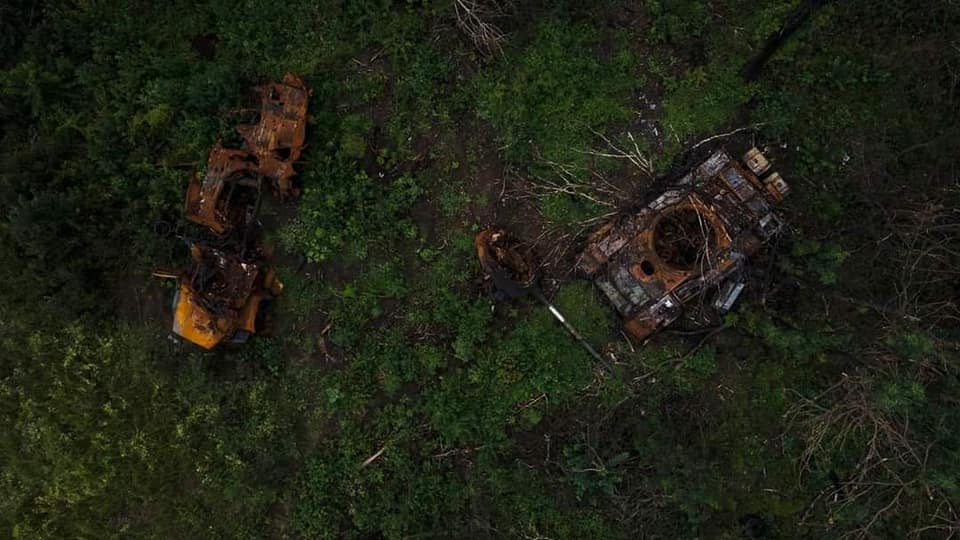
[{"left": 190, "top": 33, "right": 219, "bottom": 60}]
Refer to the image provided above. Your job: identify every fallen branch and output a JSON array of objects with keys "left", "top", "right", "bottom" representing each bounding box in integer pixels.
[
  {"left": 453, "top": 0, "right": 509, "bottom": 55},
  {"left": 785, "top": 372, "right": 949, "bottom": 537},
  {"left": 360, "top": 444, "right": 388, "bottom": 468},
  {"left": 689, "top": 125, "right": 764, "bottom": 151},
  {"left": 581, "top": 129, "right": 654, "bottom": 176}
]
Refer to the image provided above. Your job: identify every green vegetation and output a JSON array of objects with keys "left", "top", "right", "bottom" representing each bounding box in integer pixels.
[
  {"left": 2, "top": 1, "right": 959, "bottom": 538},
  {"left": 475, "top": 19, "right": 639, "bottom": 165}
]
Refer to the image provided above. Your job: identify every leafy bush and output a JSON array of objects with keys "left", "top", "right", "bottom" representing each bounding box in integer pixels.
[
  {"left": 647, "top": 0, "right": 711, "bottom": 44},
  {"left": 281, "top": 154, "right": 423, "bottom": 262},
  {"left": 325, "top": 260, "right": 407, "bottom": 348},
  {"left": 661, "top": 64, "right": 754, "bottom": 145},
  {"left": 783, "top": 238, "right": 850, "bottom": 285},
  {"left": 475, "top": 18, "right": 638, "bottom": 165},
  {"left": 727, "top": 309, "right": 848, "bottom": 364}
]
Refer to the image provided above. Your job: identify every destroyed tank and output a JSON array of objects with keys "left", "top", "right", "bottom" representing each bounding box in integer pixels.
[{"left": 577, "top": 147, "right": 789, "bottom": 340}]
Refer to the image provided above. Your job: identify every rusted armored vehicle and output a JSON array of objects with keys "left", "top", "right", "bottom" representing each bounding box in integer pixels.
[
  {"left": 236, "top": 72, "right": 311, "bottom": 199},
  {"left": 578, "top": 147, "right": 789, "bottom": 340},
  {"left": 184, "top": 73, "right": 311, "bottom": 235},
  {"left": 159, "top": 73, "right": 310, "bottom": 348},
  {"left": 155, "top": 242, "right": 283, "bottom": 349},
  {"left": 184, "top": 143, "right": 262, "bottom": 234}
]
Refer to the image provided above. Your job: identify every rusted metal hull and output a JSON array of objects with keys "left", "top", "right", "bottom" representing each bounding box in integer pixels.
[
  {"left": 236, "top": 72, "right": 312, "bottom": 200},
  {"left": 579, "top": 148, "right": 790, "bottom": 340},
  {"left": 184, "top": 143, "right": 261, "bottom": 234},
  {"left": 184, "top": 73, "right": 311, "bottom": 236},
  {"left": 159, "top": 73, "right": 309, "bottom": 349},
  {"left": 171, "top": 243, "right": 283, "bottom": 350}
]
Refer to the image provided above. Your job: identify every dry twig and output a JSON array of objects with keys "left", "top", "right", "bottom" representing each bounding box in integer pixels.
[
  {"left": 579, "top": 129, "right": 654, "bottom": 177},
  {"left": 453, "top": 0, "right": 509, "bottom": 55},
  {"left": 786, "top": 373, "right": 952, "bottom": 538}
]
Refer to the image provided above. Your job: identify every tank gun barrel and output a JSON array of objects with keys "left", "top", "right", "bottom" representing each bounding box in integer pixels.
[{"left": 528, "top": 287, "right": 613, "bottom": 374}]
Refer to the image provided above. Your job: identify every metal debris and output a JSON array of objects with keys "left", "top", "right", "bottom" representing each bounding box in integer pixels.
[
  {"left": 475, "top": 228, "right": 536, "bottom": 299},
  {"left": 157, "top": 73, "right": 310, "bottom": 349},
  {"left": 578, "top": 147, "right": 790, "bottom": 340},
  {"left": 236, "top": 72, "right": 312, "bottom": 200},
  {"left": 157, "top": 242, "right": 282, "bottom": 350},
  {"left": 184, "top": 143, "right": 261, "bottom": 234},
  {"left": 475, "top": 229, "right": 612, "bottom": 372}
]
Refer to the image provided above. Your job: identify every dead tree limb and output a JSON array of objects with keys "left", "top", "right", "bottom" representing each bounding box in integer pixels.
[
  {"left": 786, "top": 372, "right": 953, "bottom": 538},
  {"left": 579, "top": 129, "right": 654, "bottom": 177},
  {"left": 453, "top": 0, "right": 509, "bottom": 55}
]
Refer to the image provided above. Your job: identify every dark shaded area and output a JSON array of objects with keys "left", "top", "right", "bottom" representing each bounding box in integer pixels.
[
  {"left": 654, "top": 207, "right": 717, "bottom": 270},
  {"left": 742, "top": 0, "right": 836, "bottom": 81},
  {"left": 191, "top": 33, "right": 220, "bottom": 60}
]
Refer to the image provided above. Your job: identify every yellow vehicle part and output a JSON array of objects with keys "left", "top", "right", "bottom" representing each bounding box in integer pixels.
[
  {"left": 170, "top": 272, "right": 282, "bottom": 349},
  {"left": 171, "top": 283, "right": 231, "bottom": 350}
]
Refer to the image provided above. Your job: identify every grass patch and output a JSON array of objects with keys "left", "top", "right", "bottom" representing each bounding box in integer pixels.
[{"left": 475, "top": 18, "right": 639, "bottom": 167}]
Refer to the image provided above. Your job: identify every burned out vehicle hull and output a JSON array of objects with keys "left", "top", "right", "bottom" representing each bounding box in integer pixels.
[
  {"left": 578, "top": 148, "right": 789, "bottom": 340},
  {"left": 184, "top": 73, "right": 311, "bottom": 236},
  {"left": 158, "top": 73, "right": 310, "bottom": 349},
  {"left": 236, "top": 72, "right": 311, "bottom": 200},
  {"left": 169, "top": 242, "right": 283, "bottom": 350},
  {"left": 184, "top": 143, "right": 262, "bottom": 234}
]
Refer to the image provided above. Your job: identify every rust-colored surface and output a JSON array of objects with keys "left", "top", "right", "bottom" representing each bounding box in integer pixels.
[
  {"left": 579, "top": 148, "right": 790, "bottom": 340},
  {"left": 184, "top": 73, "right": 311, "bottom": 235},
  {"left": 236, "top": 72, "right": 312, "bottom": 200},
  {"left": 476, "top": 229, "right": 539, "bottom": 299},
  {"left": 170, "top": 242, "right": 283, "bottom": 350},
  {"left": 184, "top": 143, "right": 261, "bottom": 234},
  {"left": 475, "top": 228, "right": 536, "bottom": 289},
  {"left": 159, "top": 73, "right": 309, "bottom": 348}
]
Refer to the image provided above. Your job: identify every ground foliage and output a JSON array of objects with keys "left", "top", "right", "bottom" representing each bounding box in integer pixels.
[{"left": 1, "top": 0, "right": 959, "bottom": 538}]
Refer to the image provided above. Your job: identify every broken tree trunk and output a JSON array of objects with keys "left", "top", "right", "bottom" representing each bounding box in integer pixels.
[{"left": 742, "top": 0, "right": 836, "bottom": 82}]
